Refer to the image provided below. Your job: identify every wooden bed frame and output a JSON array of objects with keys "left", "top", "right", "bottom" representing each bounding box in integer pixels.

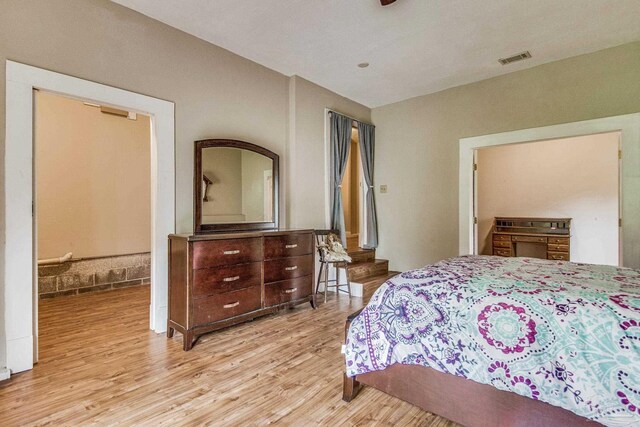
[{"left": 342, "top": 310, "right": 603, "bottom": 427}]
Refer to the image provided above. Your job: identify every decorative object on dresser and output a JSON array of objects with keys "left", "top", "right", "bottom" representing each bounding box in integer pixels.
[
  {"left": 491, "top": 217, "right": 571, "bottom": 261},
  {"left": 167, "top": 230, "right": 316, "bottom": 351}
]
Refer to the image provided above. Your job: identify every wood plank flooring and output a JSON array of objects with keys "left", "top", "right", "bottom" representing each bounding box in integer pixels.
[{"left": 0, "top": 274, "right": 457, "bottom": 426}]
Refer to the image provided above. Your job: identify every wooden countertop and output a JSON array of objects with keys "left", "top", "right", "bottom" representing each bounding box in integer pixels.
[{"left": 169, "top": 228, "right": 315, "bottom": 241}]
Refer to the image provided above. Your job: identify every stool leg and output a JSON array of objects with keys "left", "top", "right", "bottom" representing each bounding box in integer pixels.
[
  {"left": 315, "top": 262, "right": 324, "bottom": 295},
  {"left": 324, "top": 263, "right": 329, "bottom": 303},
  {"left": 345, "top": 263, "right": 352, "bottom": 298}
]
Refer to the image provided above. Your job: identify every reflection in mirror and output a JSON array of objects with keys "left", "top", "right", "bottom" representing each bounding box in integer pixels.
[{"left": 201, "top": 147, "right": 274, "bottom": 224}]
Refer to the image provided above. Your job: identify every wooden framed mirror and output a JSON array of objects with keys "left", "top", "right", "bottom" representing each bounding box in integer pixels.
[{"left": 194, "top": 139, "right": 279, "bottom": 233}]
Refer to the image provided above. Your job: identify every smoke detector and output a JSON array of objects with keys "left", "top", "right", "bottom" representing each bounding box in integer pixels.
[{"left": 498, "top": 51, "right": 532, "bottom": 65}]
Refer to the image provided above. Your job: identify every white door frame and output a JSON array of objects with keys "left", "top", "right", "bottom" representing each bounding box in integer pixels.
[
  {"left": 4, "top": 61, "right": 175, "bottom": 375},
  {"left": 459, "top": 113, "right": 640, "bottom": 269}
]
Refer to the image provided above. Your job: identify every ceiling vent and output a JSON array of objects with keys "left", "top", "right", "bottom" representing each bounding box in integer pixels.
[{"left": 498, "top": 51, "right": 532, "bottom": 65}]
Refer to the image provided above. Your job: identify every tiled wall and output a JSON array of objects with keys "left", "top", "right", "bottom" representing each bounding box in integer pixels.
[{"left": 38, "top": 253, "right": 150, "bottom": 298}]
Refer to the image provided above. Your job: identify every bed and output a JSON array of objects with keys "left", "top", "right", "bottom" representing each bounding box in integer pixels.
[{"left": 342, "top": 256, "right": 640, "bottom": 427}]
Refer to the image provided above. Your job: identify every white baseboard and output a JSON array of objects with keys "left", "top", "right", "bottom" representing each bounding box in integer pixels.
[
  {"left": 350, "top": 282, "right": 364, "bottom": 297},
  {"left": 7, "top": 335, "right": 34, "bottom": 373},
  {"left": 152, "top": 304, "right": 168, "bottom": 333}
]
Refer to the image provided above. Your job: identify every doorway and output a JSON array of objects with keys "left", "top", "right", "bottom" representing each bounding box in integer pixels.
[
  {"left": 474, "top": 132, "right": 621, "bottom": 266},
  {"left": 4, "top": 61, "right": 175, "bottom": 375},
  {"left": 340, "top": 127, "right": 363, "bottom": 251},
  {"left": 34, "top": 90, "right": 152, "bottom": 360},
  {"left": 458, "top": 113, "right": 640, "bottom": 270}
]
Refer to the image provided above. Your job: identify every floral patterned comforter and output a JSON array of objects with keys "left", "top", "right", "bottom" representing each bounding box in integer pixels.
[{"left": 344, "top": 256, "right": 640, "bottom": 426}]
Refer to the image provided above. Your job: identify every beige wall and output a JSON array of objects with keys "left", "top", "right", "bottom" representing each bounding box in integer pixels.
[
  {"left": 477, "top": 133, "right": 620, "bottom": 265},
  {"left": 372, "top": 42, "right": 640, "bottom": 272},
  {"left": 35, "top": 92, "right": 150, "bottom": 259},
  {"left": 0, "top": 0, "right": 290, "bottom": 236},
  {"left": 287, "top": 76, "right": 371, "bottom": 230},
  {"left": 0, "top": 1, "right": 369, "bottom": 373},
  {"left": 201, "top": 148, "right": 243, "bottom": 221},
  {"left": 241, "top": 150, "right": 273, "bottom": 222}
]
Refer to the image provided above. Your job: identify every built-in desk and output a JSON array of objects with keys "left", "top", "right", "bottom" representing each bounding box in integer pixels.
[{"left": 491, "top": 217, "right": 571, "bottom": 261}]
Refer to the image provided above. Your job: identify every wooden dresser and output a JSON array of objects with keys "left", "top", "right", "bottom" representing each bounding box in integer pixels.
[
  {"left": 167, "top": 229, "right": 316, "bottom": 350},
  {"left": 491, "top": 217, "right": 572, "bottom": 261}
]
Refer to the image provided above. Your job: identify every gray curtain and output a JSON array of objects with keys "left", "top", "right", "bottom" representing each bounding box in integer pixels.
[
  {"left": 330, "top": 112, "right": 352, "bottom": 245},
  {"left": 358, "top": 121, "right": 378, "bottom": 249}
]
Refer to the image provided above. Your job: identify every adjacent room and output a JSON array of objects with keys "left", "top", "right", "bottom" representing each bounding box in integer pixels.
[
  {"left": 1, "top": 1, "right": 639, "bottom": 426},
  {"left": 34, "top": 90, "right": 152, "bottom": 361},
  {"left": 475, "top": 132, "right": 621, "bottom": 266}
]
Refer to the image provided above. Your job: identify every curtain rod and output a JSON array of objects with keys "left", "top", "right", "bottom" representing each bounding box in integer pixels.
[{"left": 327, "top": 110, "right": 375, "bottom": 128}]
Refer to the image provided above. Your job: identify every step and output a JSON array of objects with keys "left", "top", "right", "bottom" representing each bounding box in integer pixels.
[
  {"left": 358, "top": 271, "right": 400, "bottom": 299},
  {"left": 358, "top": 271, "right": 400, "bottom": 287},
  {"left": 348, "top": 259, "right": 389, "bottom": 282},
  {"left": 345, "top": 234, "right": 359, "bottom": 250},
  {"left": 347, "top": 247, "right": 375, "bottom": 263}
]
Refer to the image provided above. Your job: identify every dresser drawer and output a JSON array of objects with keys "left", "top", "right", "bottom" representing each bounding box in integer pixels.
[
  {"left": 493, "top": 240, "right": 511, "bottom": 249},
  {"left": 493, "top": 248, "right": 512, "bottom": 257},
  {"left": 548, "top": 244, "right": 569, "bottom": 253},
  {"left": 493, "top": 234, "right": 511, "bottom": 242},
  {"left": 512, "top": 235, "right": 547, "bottom": 243},
  {"left": 548, "top": 237, "right": 569, "bottom": 245},
  {"left": 192, "top": 238, "right": 263, "bottom": 269},
  {"left": 193, "top": 262, "right": 261, "bottom": 297},
  {"left": 264, "top": 276, "right": 312, "bottom": 307},
  {"left": 264, "top": 255, "right": 313, "bottom": 283},
  {"left": 548, "top": 251, "right": 569, "bottom": 261},
  {"left": 264, "top": 233, "right": 313, "bottom": 259},
  {"left": 193, "top": 286, "right": 262, "bottom": 325}
]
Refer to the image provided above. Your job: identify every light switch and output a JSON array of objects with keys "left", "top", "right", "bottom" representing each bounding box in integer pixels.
[{"left": 380, "top": 184, "right": 388, "bottom": 193}]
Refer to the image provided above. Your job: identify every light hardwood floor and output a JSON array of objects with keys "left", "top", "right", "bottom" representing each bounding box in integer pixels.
[{"left": 0, "top": 274, "right": 457, "bottom": 426}]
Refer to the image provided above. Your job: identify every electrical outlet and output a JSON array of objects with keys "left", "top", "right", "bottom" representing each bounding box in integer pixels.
[{"left": 380, "top": 184, "right": 388, "bottom": 193}]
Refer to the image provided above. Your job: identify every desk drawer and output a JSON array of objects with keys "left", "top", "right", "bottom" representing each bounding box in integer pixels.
[
  {"left": 193, "top": 286, "right": 261, "bottom": 325},
  {"left": 512, "top": 236, "right": 547, "bottom": 243},
  {"left": 192, "top": 238, "right": 262, "bottom": 269},
  {"left": 493, "top": 240, "right": 511, "bottom": 249},
  {"left": 264, "top": 233, "right": 313, "bottom": 259},
  {"left": 548, "top": 237, "right": 569, "bottom": 245},
  {"left": 264, "top": 276, "right": 312, "bottom": 307},
  {"left": 264, "top": 255, "right": 313, "bottom": 283},
  {"left": 548, "top": 251, "right": 569, "bottom": 261},
  {"left": 548, "top": 244, "right": 569, "bottom": 253},
  {"left": 493, "top": 234, "right": 511, "bottom": 242},
  {"left": 494, "top": 249, "right": 512, "bottom": 257},
  {"left": 193, "top": 262, "right": 261, "bottom": 297}
]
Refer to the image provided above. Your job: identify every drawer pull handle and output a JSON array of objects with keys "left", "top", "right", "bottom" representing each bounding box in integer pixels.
[
  {"left": 284, "top": 288, "right": 298, "bottom": 294},
  {"left": 223, "top": 301, "right": 240, "bottom": 309},
  {"left": 223, "top": 276, "right": 240, "bottom": 282},
  {"left": 285, "top": 244, "right": 298, "bottom": 249},
  {"left": 285, "top": 266, "right": 298, "bottom": 271},
  {"left": 223, "top": 250, "right": 240, "bottom": 255},
  {"left": 552, "top": 256, "right": 563, "bottom": 260}
]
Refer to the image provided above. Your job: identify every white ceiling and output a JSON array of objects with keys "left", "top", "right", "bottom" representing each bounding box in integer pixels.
[{"left": 111, "top": 0, "right": 640, "bottom": 108}]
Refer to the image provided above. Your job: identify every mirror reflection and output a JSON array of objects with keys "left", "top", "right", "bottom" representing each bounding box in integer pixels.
[{"left": 201, "top": 147, "right": 274, "bottom": 224}]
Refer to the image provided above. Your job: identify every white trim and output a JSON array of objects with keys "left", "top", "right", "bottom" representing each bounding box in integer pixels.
[
  {"left": 4, "top": 61, "right": 175, "bottom": 375},
  {"left": 0, "top": 367, "right": 9, "bottom": 381},
  {"left": 324, "top": 108, "right": 332, "bottom": 228},
  {"left": 459, "top": 113, "right": 640, "bottom": 269}
]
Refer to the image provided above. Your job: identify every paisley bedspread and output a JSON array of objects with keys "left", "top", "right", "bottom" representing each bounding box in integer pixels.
[{"left": 344, "top": 256, "right": 640, "bottom": 426}]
